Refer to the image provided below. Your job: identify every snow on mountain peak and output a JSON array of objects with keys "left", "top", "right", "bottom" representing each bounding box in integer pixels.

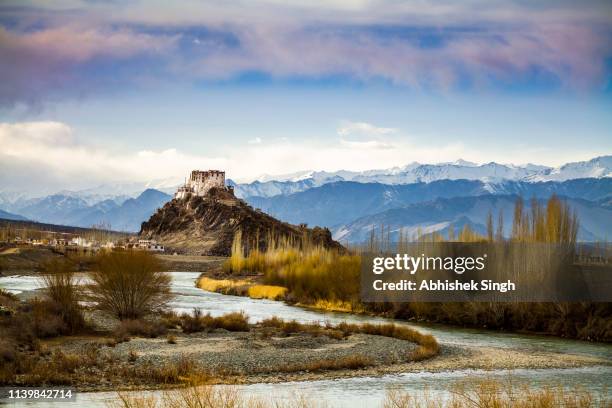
[{"left": 233, "top": 155, "right": 611, "bottom": 198}]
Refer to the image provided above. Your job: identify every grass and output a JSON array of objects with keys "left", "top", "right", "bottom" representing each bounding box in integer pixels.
[
  {"left": 383, "top": 379, "right": 610, "bottom": 407},
  {"left": 113, "top": 319, "right": 168, "bottom": 342},
  {"left": 179, "top": 309, "right": 250, "bottom": 333},
  {"left": 278, "top": 354, "right": 373, "bottom": 373},
  {"left": 223, "top": 243, "right": 360, "bottom": 306},
  {"left": 197, "top": 276, "right": 251, "bottom": 294},
  {"left": 335, "top": 322, "right": 439, "bottom": 362},
  {"left": 0, "top": 288, "right": 18, "bottom": 302},
  {"left": 258, "top": 317, "right": 439, "bottom": 362},
  {"left": 247, "top": 284, "right": 287, "bottom": 300},
  {"left": 108, "top": 378, "right": 609, "bottom": 408},
  {"left": 197, "top": 277, "right": 288, "bottom": 301}
]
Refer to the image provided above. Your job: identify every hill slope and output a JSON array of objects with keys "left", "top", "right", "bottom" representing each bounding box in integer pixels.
[
  {"left": 0, "top": 209, "right": 27, "bottom": 221},
  {"left": 139, "top": 188, "right": 342, "bottom": 255}
]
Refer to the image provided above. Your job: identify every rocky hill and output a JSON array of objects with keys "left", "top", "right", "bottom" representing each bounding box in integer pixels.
[{"left": 139, "top": 188, "right": 342, "bottom": 255}]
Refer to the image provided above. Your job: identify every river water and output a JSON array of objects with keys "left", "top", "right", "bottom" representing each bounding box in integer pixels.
[{"left": 1, "top": 272, "right": 611, "bottom": 407}]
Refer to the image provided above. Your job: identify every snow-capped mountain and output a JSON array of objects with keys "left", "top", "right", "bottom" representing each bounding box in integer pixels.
[
  {"left": 237, "top": 156, "right": 611, "bottom": 198},
  {"left": 528, "top": 156, "right": 612, "bottom": 182}
]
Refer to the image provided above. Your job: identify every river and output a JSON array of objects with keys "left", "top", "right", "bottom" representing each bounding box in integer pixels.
[{"left": 1, "top": 272, "right": 611, "bottom": 407}]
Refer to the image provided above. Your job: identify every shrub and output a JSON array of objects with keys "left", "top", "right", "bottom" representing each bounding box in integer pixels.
[
  {"left": 0, "top": 339, "right": 16, "bottom": 363},
  {"left": 247, "top": 284, "right": 287, "bottom": 300},
  {"left": 384, "top": 379, "right": 610, "bottom": 408},
  {"left": 12, "top": 298, "right": 73, "bottom": 339},
  {"left": 141, "top": 356, "right": 199, "bottom": 384},
  {"left": 89, "top": 251, "right": 173, "bottom": 319},
  {"left": 278, "top": 354, "right": 373, "bottom": 373},
  {"left": 0, "top": 288, "right": 18, "bottom": 302},
  {"left": 179, "top": 309, "right": 250, "bottom": 333},
  {"left": 113, "top": 319, "right": 168, "bottom": 341},
  {"left": 211, "top": 311, "right": 249, "bottom": 331},
  {"left": 41, "top": 259, "right": 85, "bottom": 333}
]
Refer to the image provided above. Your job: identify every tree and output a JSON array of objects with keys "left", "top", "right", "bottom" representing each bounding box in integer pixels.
[
  {"left": 512, "top": 197, "right": 525, "bottom": 241},
  {"left": 495, "top": 210, "right": 504, "bottom": 242},
  {"left": 486, "top": 210, "right": 494, "bottom": 242}
]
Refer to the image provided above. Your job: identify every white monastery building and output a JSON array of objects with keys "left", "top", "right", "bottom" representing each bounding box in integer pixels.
[{"left": 175, "top": 170, "right": 232, "bottom": 199}]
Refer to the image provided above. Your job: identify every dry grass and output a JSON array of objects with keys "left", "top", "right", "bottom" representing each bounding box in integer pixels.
[
  {"left": 197, "top": 277, "right": 287, "bottom": 301},
  {"left": 310, "top": 299, "right": 363, "bottom": 313},
  {"left": 383, "top": 378, "right": 610, "bottom": 408},
  {"left": 111, "top": 386, "right": 243, "bottom": 408},
  {"left": 0, "top": 288, "right": 18, "bottom": 302},
  {"left": 109, "top": 378, "right": 607, "bottom": 408},
  {"left": 334, "top": 322, "right": 439, "bottom": 362},
  {"left": 5, "top": 348, "right": 101, "bottom": 386},
  {"left": 111, "top": 383, "right": 322, "bottom": 408},
  {"left": 278, "top": 354, "right": 373, "bottom": 373},
  {"left": 258, "top": 317, "right": 439, "bottom": 362},
  {"left": 105, "top": 356, "right": 208, "bottom": 386},
  {"left": 180, "top": 309, "right": 250, "bottom": 333},
  {"left": 197, "top": 277, "right": 251, "bottom": 294},
  {"left": 224, "top": 241, "right": 360, "bottom": 305},
  {"left": 113, "top": 319, "right": 168, "bottom": 342},
  {"left": 258, "top": 317, "right": 343, "bottom": 339},
  {"left": 247, "top": 285, "right": 287, "bottom": 300}
]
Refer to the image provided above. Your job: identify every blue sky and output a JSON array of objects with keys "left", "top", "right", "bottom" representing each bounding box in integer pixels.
[{"left": 0, "top": 0, "right": 611, "bottom": 191}]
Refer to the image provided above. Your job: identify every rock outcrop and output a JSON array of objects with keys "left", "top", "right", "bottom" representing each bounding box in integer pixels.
[{"left": 139, "top": 187, "right": 343, "bottom": 255}]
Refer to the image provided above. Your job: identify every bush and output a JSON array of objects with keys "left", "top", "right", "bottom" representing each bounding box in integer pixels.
[
  {"left": 0, "top": 339, "right": 16, "bottom": 363},
  {"left": 8, "top": 298, "right": 75, "bottom": 340},
  {"left": 0, "top": 288, "right": 18, "bottom": 302},
  {"left": 41, "top": 259, "right": 85, "bottom": 333},
  {"left": 113, "top": 319, "right": 168, "bottom": 342},
  {"left": 89, "top": 251, "right": 173, "bottom": 319},
  {"left": 179, "top": 309, "right": 250, "bottom": 333}
]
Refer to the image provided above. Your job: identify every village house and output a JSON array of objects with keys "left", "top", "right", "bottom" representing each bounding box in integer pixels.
[{"left": 136, "top": 239, "right": 165, "bottom": 252}]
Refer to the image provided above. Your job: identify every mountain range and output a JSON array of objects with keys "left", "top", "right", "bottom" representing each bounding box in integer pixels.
[
  {"left": 0, "top": 189, "right": 171, "bottom": 232},
  {"left": 332, "top": 195, "right": 612, "bottom": 243},
  {"left": 233, "top": 155, "right": 612, "bottom": 198},
  {"left": 0, "top": 156, "right": 610, "bottom": 239}
]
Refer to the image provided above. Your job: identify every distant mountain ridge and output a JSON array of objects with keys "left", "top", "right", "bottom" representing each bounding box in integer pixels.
[
  {"left": 0, "top": 156, "right": 610, "bottom": 236},
  {"left": 0, "top": 189, "right": 171, "bottom": 232},
  {"left": 235, "top": 155, "right": 611, "bottom": 198},
  {"left": 332, "top": 195, "right": 612, "bottom": 243},
  {"left": 246, "top": 178, "right": 612, "bottom": 229},
  {"left": 0, "top": 209, "right": 28, "bottom": 221}
]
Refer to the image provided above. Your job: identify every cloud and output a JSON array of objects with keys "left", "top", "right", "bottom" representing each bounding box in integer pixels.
[
  {"left": 0, "top": 1, "right": 611, "bottom": 106},
  {"left": 337, "top": 122, "right": 397, "bottom": 138},
  {"left": 0, "top": 120, "right": 460, "bottom": 191},
  {"left": 340, "top": 139, "right": 395, "bottom": 150},
  {"left": 248, "top": 137, "right": 262, "bottom": 144},
  {"left": 0, "top": 120, "right": 604, "bottom": 192},
  {"left": 337, "top": 121, "right": 397, "bottom": 149},
  {"left": 0, "top": 24, "right": 179, "bottom": 107}
]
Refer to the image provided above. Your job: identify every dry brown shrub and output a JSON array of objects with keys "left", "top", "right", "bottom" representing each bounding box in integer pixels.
[
  {"left": 114, "top": 319, "right": 168, "bottom": 341},
  {"left": 89, "top": 251, "right": 173, "bottom": 320},
  {"left": 279, "top": 354, "right": 373, "bottom": 373}
]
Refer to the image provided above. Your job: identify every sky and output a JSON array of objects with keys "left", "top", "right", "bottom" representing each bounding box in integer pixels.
[{"left": 0, "top": 0, "right": 611, "bottom": 193}]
